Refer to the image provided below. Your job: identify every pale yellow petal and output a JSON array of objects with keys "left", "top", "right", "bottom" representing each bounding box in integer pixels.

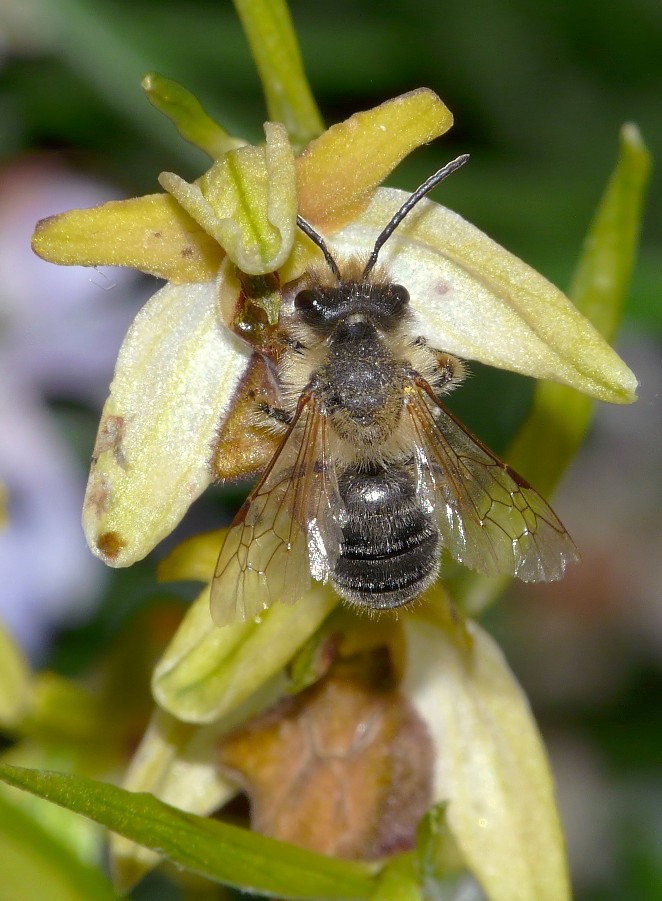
[
  {"left": 32, "top": 194, "right": 223, "bottom": 283},
  {"left": 402, "top": 618, "right": 569, "bottom": 901},
  {"left": 297, "top": 88, "right": 453, "bottom": 233},
  {"left": 83, "top": 274, "right": 251, "bottom": 566},
  {"left": 330, "top": 189, "right": 637, "bottom": 403}
]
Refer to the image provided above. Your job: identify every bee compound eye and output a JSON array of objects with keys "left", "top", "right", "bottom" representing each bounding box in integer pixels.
[
  {"left": 294, "top": 288, "right": 317, "bottom": 311},
  {"left": 390, "top": 284, "right": 410, "bottom": 309}
]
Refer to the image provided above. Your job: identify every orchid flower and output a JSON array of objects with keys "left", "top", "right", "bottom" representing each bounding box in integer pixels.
[{"left": 32, "top": 82, "right": 636, "bottom": 572}]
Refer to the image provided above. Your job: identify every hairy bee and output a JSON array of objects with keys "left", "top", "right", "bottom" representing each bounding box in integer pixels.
[{"left": 211, "top": 155, "right": 579, "bottom": 625}]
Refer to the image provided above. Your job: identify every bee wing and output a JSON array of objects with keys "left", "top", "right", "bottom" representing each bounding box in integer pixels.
[
  {"left": 210, "top": 393, "right": 344, "bottom": 626},
  {"left": 407, "top": 379, "right": 579, "bottom": 582}
]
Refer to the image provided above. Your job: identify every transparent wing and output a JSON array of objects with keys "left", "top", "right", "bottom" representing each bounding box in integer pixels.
[
  {"left": 407, "top": 379, "right": 579, "bottom": 582},
  {"left": 210, "top": 393, "right": 344, "bottom": 626}
]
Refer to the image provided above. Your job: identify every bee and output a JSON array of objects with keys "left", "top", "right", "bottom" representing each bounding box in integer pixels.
[{"left": 211, "top": 154, "right": 579, "bottom": 625}]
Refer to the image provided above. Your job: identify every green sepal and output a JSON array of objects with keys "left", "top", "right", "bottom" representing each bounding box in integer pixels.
[
  {"left": 142, "top": 72, "right": 247, "bottom": 157},
  {"left": 507, "top": 122, "right": 651, "bottom": 497}
]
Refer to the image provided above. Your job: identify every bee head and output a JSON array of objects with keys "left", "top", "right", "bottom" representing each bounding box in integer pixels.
[
  {"left": 294, "top": 154, "right": 468, "bottom": 336},
  {"left": 294, "top": 280, "right": 410, "bottom": 334}
]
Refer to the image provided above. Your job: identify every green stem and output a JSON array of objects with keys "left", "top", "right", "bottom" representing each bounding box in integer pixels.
[{"left": 233, "top": 0, "right": 324, "bottom": 149}]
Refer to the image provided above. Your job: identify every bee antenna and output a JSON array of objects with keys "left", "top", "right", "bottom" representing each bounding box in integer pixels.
[
  {"left": 362, "top": 153, "right": 470, "bottom": 281},
  {"left": 296, "top": 215, "right": 341, "bottom": 281}
]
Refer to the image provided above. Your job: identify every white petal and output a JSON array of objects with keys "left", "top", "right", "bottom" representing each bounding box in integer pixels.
[
  {"left": 83, "top": 276, "right": 251, "bottom": 566},
  {"left": 330, "top": 189, "right": 636, "bottom": 402},
  {"left": 402, "top": 618, "right": 570, "bottom": 901}
]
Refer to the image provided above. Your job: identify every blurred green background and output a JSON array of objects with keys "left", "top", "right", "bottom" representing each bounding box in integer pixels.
[{"left": 0, "top": 1, "right": 660, "bottom": 899}]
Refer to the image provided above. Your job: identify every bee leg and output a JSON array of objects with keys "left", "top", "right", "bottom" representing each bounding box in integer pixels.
[
  {"left": 255, "top": 401, "right": 295, "bottom": 426},
  {"left": 432, "top": 351, "right": 467, "bottom": 394},
  {"left": 282, "top": 335, "right": 306, "bottom": 352},
  {"left": 405, "top": 349, "right": 466, "bottom": 399}
]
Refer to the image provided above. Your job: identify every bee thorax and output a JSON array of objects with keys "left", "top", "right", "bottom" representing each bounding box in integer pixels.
[{"left": 317, "top": 331, "right": 405, "bottom": 448}]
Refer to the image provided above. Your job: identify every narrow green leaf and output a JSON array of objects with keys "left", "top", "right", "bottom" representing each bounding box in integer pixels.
[
  {"left": 0, "top": 742, "right": 106, "bottom": 867},
  {"left": 142, "top": 73, "right": 246, "bottom": 158},
  {"left": 232, "top": 0, "right": 324, "bottom": 149},
  {"left": 453, "top": 123, "right": 651, "bottom": 615},
  {"left": 110, "top": 708, "right": 238, "bottom": 893},
  {"left": 0, "top": 792, "right": 118, "bottom": 901},
  {"left": 0, "top": 765, "right": 377, "bottom": 900}
]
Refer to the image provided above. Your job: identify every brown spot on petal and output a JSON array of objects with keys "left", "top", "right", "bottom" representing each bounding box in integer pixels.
[
  {"left": 218, "top": 658, "right": 434, "bottom": 860},
  {"left": 181, "top": 246, "right": 194, "bottom": 258},
  {"left": 31, "top": 193, "right": 224, "bottom": 282},
  {"left": 92, "top": 415, "right": 127, "bottom": 468},
  {"left": 96, "top": 530, "right": 126, "bottom": 561},
  {"left": 86, "top": 475, "right": 112, "bottom": 516}
]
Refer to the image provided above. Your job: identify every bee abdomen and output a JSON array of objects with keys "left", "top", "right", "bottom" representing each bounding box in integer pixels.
[{"left": 333, "top": 465, "right": 440, "bottom": 609}]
